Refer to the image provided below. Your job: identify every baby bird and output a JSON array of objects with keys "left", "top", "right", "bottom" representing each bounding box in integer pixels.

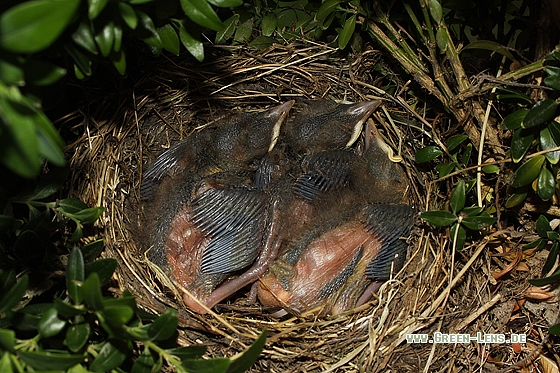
[
  {"left": 139, "top": 101, "right": 293, "bottom": 314},
  {"left": 257, "top": 119, "right": 414, "bottom": 315}
]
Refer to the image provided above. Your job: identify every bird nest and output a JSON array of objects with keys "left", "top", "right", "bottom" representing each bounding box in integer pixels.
[{"left": 65, "top": 41, "right": 558, "bottom": 372}]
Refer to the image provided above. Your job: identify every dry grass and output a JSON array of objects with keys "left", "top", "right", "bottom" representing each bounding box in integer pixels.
[{"left": 64, "top": 40, "right": 559, "bottom": 372}]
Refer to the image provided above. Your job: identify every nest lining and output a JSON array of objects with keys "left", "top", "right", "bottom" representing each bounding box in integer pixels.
[{"left": 65, "top": 41, "right": 558, "bottom": 372}]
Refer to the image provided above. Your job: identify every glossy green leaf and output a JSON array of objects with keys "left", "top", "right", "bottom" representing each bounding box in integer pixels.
[
  {"left": 446, "top": 134, "right": 468, "bottom": 151},
  {"left": 435, "top": 162, "right": 456, "bottom": 178},
  {"left": 544, "top": 74, "right": 560, "bottom": 91},
  {"left": 158, "top": 24, "right": 180, "bottom": 55},
  {"left": 136, "top": 11, "right": 162, "bottom": 48},
  {"left": 103, "top": 291, "right": 137, "bottom": 310},
  {"left": 511, "top": 155, "right": 545, "bottom": 187},
  {"left": 450, "top": 223, "right": 466, "bottom": 251},
  {"left": 216, "top": 14, "right": 238, "bottom": 44},
  {"left": 65, "top": 322, "right": 91, "bottom": 352},
  {"left": 90, "top": 340, "right": 128, "bottom": 372},
  {"left": 547, "top": 231, "right": 560, "bottom": 241},
  {"left": 38, "top": 307, "right": 66, "bottom": 338},
  {"left": 537, "top": 166, "right": 556, "bottom": 201},
  {"left": 0, "top": 353, "right": 12, "bottom": 373},
  {"left": 101, "top": 305, "right": 135, "bottom": 326},
  {"left": 543, "top": 241, "right": 559, "bottom": 275},
  {"left": 59, "top": 198, "right": 88, "bottom": 214},
  {"left": 132, "top": 347, "right": 155, "bottom": 373},
  {"left": 54, "top": 298, "right": 84, "bottom": 318},
  {"left": 0, "top": 274, "right": 28, "bottom": 314},
  {"left": 180, "top": 0, "right": 223, "bottom": 31},
  {"left": 25, "top": 60, "right": 66, "bottom": 86},
  {"left": 182, "top": 357, "right": 231, "bottom": 373},
  {"left": 261, "top": 13, "right": 277, "bottom": 37},
  {"left": 68, "top": 207, "right": 104, "bottom": 224},
  {"left": 461, "top": 214, "right": 497, "bottom": 230},
  {"left": 148, "top": 309, "right": 178, "bottom": 341},
  {"left": 88, "top": 0, "right": 109, "bottom": 20},
  {"left": 540, "top": 127, "right": 560, "bottom": 164},
  {"left": 34, "top": 109, "right": 65, "bottom": 166},
  {"left": 64, "top": 44, "right": 93, "bottom": 77},
  {"left": 119, "top": 3, "right": 138, "bottom": 29},
  {"left": 72, "top": 22, "right": 98, "bottom": 54},
  {"left": 461, "top": 40, "right": 516, "bottom": 61},
  {"left": 110, "top": 48, "right": 126, "bottom": 75},
  {"left": 82, "top": 273, "right": 104, "bottom": 311},
  {"left": 0, "top": 0, "right": 80, "bottom": 53},
  {"left": 19, "top": 350, "right": 85, "bottom": 370},
  {"left": 549, "top": 121, "right": 560, "bottom": 146},
  {"left": 338, "top": 15, "right": 356, "bottom": 50},
  {"left": 94, "top": 20, "right": 115, "bottom": 57},
  {"left": 527, "top": 266, "right": 560, "bottom": 286},
  {"left": 436, "top": 27, "right": 448, "bottom": 52},
  {"left": 81, "top": 239, "right": 105, "bottom": 263},
  {"left": 85, "top": 258, "right": 117, "bottom": 286},
  {"left": 428, "top": 0, "right": 443, "bottom": 23},
  {"left": 207, "top": 0, "right": 242, "bottom": 7},
  {"left": 544, "top": 66, "right": 560, "bottom": 77},
  {"left": 67, "top": 247, "right": 85, "bottom": 304},
  {"left": 0, "top": 328, "right": 16, "bottom": 351},
  {"left": 234, "top": 17, "right": 253, "bottom": 42},
  {"left": 419, "top": 210, "right": 457, "bottom": 227},
  {"left": 251, "top": 35, "right": 274, "bottom": 50},
  {"left": 113, "top": 22, "right": 123, "bottom": 52},
  {"left": 450, "top": 180, "right": 466, "bottom": 214},
  {"left": 415, "top": 145, "right": 443, "bottom": 162},
  {"left": 505, "top": 190, "right": 527, "bottom": 208},
  {"left": 463, "top": 206, "right": 482, "bottom": 216},
  {"left": 502, "top": 109, "right": 528, "bottom": 130},
  {"left": 523, "top": 99, "right": 558, "bottom": 129},
  {"left": 316, "top": 0, "right": 341, "bottom": 22},
  {"left": 226, "top": 331, "right": 267, "bottom": 373},
  {"left": 482, "top": 165, "right": 500, "bottom": 174},
  {"left": 511, "top": 128, "right": 534, "bottom": 163},
  {"left": 523, "top": 237, "right": 548, "bottom": 250},
  {"left": 461, "top": 143, "right": 472, "bottom": 165}
]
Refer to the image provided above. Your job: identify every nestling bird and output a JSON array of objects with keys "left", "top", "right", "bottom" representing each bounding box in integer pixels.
[
  {"left": 139, "top": 101, "right": 294, "bottom": 314},
  {"left": 257, "top": 119, "right": 414, "bottom": 315}
]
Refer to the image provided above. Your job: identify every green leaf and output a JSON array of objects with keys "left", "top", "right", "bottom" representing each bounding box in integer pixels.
[
  {"left": 550, "top": 323, "right": 560, "bottom": 336},
  {"left": 540, "top": 127, "right": 560, "bottom": 164},
  {"left": 511, "top": 155, "right": 545, "bottom": 187},
  {"left": 158, "top": 24, "right": 180, "bottom": 55},
  {"left": 502, "top": 109, "right": 528, "bottom": 130},
  {"left": 90, "top": 340, "right": 128, "bottom": 372},
  {"left": 338, "top": 15, "right": 356, "bottom": 50},
  {"left": 101, "top": 305, "right": 135, "bottom": 327},
  {"left": 148, "top": 309, "right": 178, "bottom": 341},
  {"left": 34, "top": 110, "right": 66, "bottom": 167},
  {"left": 216, "top": 14, "right": 238, "bottom": 44},
  {"left": 119, "top": 3, "right": 138, "bottom": 29},
  {"left": 65, "top": 44, "right": 93, "bottom": 77},
  {"left": 435, "top": 27, "right": 448, "bottom": 52},
  {"left": 94, "top": 20, "right": 115, "bottom": 57},
  {"left": 523, "top": 99, "right": 558, "bottom": 129},
  {"left": 81, "top": 239, "right": 105, "bottom": 263},
  {"left": 59, "top": 198, "right": 88, "bottom": 214},
  {"left": 234, "top": 17, "right": 253, "bottom": 42},
  {"left": 207, "top": 0, "right": 242, "bottom": 6},
  {"left": 0, "top": 59, "right": 23, "bottom": 86},
  {"left": 428, "top": 0, "right": 443, "bottom": 23},
  {"left": 537, "top": 166, "right": 556, "bottom": 201},
  {"left": 414, "top": 145, "right": 443, "bottom": 162},
  {"left": 67, "top": 207, "right": 104, "bottom": 224},
  {"left": 18, "top": 350, "right": 85, "bottom": 370},
  {"left": 182, "top": 357, "right": 231, "bottom": 373},
  {"left": 419, "top": 210, "right": 457, "bottom": 227},
  {"left": 450, "top": 180, "right": 466, "bottom": 214},
  {"left": 135, "top": 11, "right": 162, "bottom": 49},
  {"left": 180, "top": 0, "right": 223, "bottom": 31},
  {"left": 461, "top": 214, "right": 497, "bottom": 230},
  {"left": 549, "top": 121, "right": 560, "bottom": 146},
  {"left": 0, "top": 329, "right": 16, "bottom": 351},
  {"left": 316, "top": 0, "right": 341, "bottom": 22},
  {"left": 25, "top": 60, "right": 66, "bottom": 86},
  {"left": 85, "top": 258, "right": 117, "bottom": 286},
  {"left": 132, "top": 347, "right": 155, "bottom": 373},
  {"left": 461, "top": 40, "right": 516, "bottom": 61},
  {"left": 511, "top": 128, "right": 534, "bottom": 163},
  {"left": 54, "top": 298, "right": 83, "bottom": 318},
  {"left": 543, "top": 242, "right": 559, "bottom": 275},
  {"left": 38, "top": 307, "right": 66, "bottom": 338},
  {"left": 544, "top": 74, "right": 560, "bottom": 91},
  {"left": 435, "top": 162, "right": 456, "bottom": 178},
  {"left": 505, "top": 190, "right": 527, "bottom": 208},
  {"left": 482, "top": 165, "right": 500, "bottom": 174},
  {"left": 0, "top": 0, "right": 80, "bottom": 53},
  {"left": 71, "top": 22, "right": 98, "bottom": 54},
  {"left": 65, "top": 322, "right": 91, "bottom": 352},
  {"left": 461, "top": 143, "right": 472, "bottom": 165},
  {"left": 82, "top": 273, "right": 104, "bottom": 311},
  {"left": 446, "top": 135, "right": 468, "bottom": 151},
  {"left": 527, "top": 266, "right": 560, "bottom": 286},
  {"left": 88, "top": 0, "right": 109, "bottom": 20},
  {"left": 261, "top": 13, "right": 277, "bottom": 37},
  {"left": 536, "top": 215, "right": 551, "bottom": 237},
  {"left": 67, "top": 247, "right": 85, "bottom": 304},
  {"left": 167, "top": 346, "right": 207, "bottom": 360},
  {"left": 0, "top": 274, "right": 28, "bottom": 314},
  {"left": 450, "top": 223, "right": 466, "bottom": 251},
  {"left": 110, "top": 48, "right": 126, "bottom": 75},
  {"left": 226, "top": 330, "right": 267, "bottom": 373},
  {"left": 251, "top": 35, "right": 274, "bottom": 50}
]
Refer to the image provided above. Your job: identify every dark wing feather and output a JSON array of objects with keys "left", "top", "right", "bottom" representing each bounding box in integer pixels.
[
  {"left": 362, "top": 203, "right": 415, "bottom": 280},
  {"left": 190, "top": 187, "right": 267, "bottom": 275}
]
